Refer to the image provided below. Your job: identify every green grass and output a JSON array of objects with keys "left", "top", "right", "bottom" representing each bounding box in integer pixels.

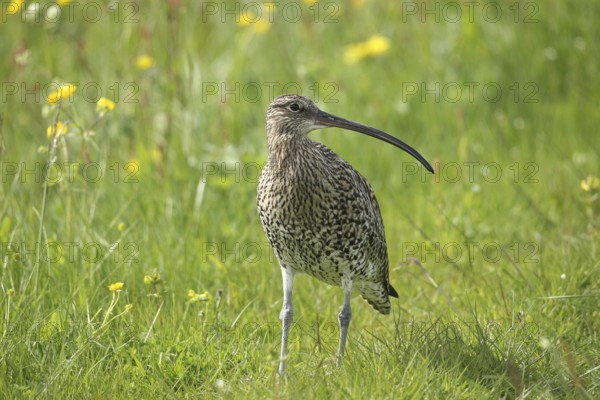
[{"left": 1, "top": 0, "right": 599, "bottom": 398}]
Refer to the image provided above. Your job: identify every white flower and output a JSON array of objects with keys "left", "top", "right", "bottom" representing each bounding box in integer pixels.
[
  {"left": 45, "top": 4, "right": 61, "bottom": 22},
  {"left": 24, "top": 3, "right": 40, "bottom": 23}
]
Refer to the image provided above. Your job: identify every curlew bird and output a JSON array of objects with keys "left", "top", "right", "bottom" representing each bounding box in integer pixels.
[{"left": 257, "top": 94, "right": 433, "bottom": 375}]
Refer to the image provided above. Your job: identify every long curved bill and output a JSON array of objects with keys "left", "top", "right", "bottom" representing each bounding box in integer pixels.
[{"left": 315, "top": 110, "right": 434, "bottom": 173}]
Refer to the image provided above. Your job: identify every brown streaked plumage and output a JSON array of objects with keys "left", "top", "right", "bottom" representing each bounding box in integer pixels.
[{"left": 257, "top": 94, "right": 433, "bottom": 375}]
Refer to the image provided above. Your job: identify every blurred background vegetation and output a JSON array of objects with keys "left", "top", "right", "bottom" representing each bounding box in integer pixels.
[{"left": 1, "top": 0, "right": 599, "bottom": 398}]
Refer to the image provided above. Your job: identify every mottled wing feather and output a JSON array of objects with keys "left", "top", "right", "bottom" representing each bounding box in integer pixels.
[
  {"left": 316, "top": 144, "right": 396, "bottom": 314},
  {"left": 344, "top": 159, "right": 397, "bottom": 313}
]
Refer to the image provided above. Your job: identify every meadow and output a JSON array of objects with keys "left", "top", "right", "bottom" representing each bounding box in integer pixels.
[{"left": 1, "top": 0, "right": 599, "bottom": 398}]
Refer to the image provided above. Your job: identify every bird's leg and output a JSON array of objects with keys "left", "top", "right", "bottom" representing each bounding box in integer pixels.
[
  {"left": 279, "top": 266, "right": 294, "bottom": 375},
  {"left": 337, "top": 275, "right": 352, "bottom": 367}
]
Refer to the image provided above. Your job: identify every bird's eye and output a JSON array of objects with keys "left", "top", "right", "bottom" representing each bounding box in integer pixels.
[{"left": 287, "top": 103, "right": 301, "bottom": 112}]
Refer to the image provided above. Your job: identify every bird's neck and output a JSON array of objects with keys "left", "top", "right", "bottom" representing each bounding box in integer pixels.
[{"left": 266, "top": 133, "right": 313, "bottom": 174}]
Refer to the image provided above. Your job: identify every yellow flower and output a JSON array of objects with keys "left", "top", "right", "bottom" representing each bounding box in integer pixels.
[
  {"left": 303, "top": 0, "right": 319, "bottom": 5},
  {"left": 135, "top": 55, "right": 155, "bottom": 70},
  {"left": 344, "top": 35, "right": 391, "bottom": 64},
  {"left": 252, "top": 19, "right": 271, "bottom": 33},
  {"left": 117, "top": 222, "right": 125, "bottom": 232},
  {"left": 580, "top": 175, "right": 600, "bottom": 192},
  {"left": 96, "top": 97, "right": 116, "bottom": 114},
  {"left": 6, "top": 0, "right": 24, "bottom": 14},
  {"left": 237, "top": 10, "right": 270, "bottom": 33},
  {"left": 57, "top": 0, "right": 73, "bottom": 6},
  {"left": 47, "top": 84, "right": 77, "bottom": 104},
  {"left": 108, "top": 282, "right": 124, "bottom": 292},
  {"left": 237, "top": 13, "right": 254, "bottom": 26},
  {"left": 366, "top": 35, "right": 391, "bottom": 53},
  {"left": 187, "top": 290, "right": 210, "bottom": 303},
  {"left": 46, "top": 121, "right": 69, "bottom": 139},
  {"left": 352, "top": 0, "right": 365, "bottom": 8},
  {"left": 197, "top": 291, "right": 210, "bottom": 300},
  {"left": 144, "top": 272, "right": 161, "bottom": 285}
]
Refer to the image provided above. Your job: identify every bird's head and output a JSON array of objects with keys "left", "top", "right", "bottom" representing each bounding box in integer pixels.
[
  {"left": 266, "top": 94, "right": 322, "bottom": 137},
  {"left": 265, "top": 94, "right": 434, "bottom": 173}
]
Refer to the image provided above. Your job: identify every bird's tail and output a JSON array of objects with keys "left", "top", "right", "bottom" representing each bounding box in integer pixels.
[
  {"left": 357, "top": 281, "right": 396, "bottom": 315},
  {"left": 388, "top": 283, "right": 399, "bottom": 298}
]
